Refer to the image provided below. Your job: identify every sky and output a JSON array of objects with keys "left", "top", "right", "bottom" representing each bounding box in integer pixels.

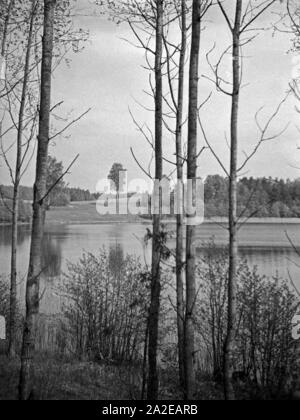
[{"left": 1, "top": 0, "right": 300, "bottom": 191}]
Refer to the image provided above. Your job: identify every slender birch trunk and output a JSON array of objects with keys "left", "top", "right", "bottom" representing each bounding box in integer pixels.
[
  {"left": 1, "top": 0, "right": 16, "bottom": 356},
  {"left": 19, "top": 0, "right": 56, "bottom": 400},
  {"left": 8, "top": 0, "right": 37, "bottom": 359},
  {"left": 147, "top": 0, "right": 163, "bottom": 401},
  {"left": 185, "top": 0, "right": 201, "bottom": 401},
  {"left": 223, "top": 0, "right": 242, "bottom": 401},
  {"left": 176, "top": 0, "right": 187, "bottom": 392}
]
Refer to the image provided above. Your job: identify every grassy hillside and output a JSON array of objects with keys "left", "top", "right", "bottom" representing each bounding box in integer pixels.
[{"left": 46, "top": 201, "right": 146, "bottom": 224}]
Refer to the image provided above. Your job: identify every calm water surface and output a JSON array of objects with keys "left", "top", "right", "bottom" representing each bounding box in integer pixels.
[{"left": 0, "top": 222, "right": 300, "bottom": 313}]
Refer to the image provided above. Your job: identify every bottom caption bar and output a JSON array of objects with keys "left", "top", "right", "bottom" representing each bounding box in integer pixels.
[{"left": 99, "top": 402, "right": 199, "bottom": 417}]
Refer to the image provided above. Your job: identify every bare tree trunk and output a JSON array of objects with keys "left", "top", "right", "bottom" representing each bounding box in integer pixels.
[
  {"left": 176, "top": 0, "right": 187, "bottom": 393},
  {"left": 19, "top": 0, "right": 56, "bottom": 400},
  {"left": 141, "top": 321, "right": 149, "bottom": 400},
  {"left": 0, "top": 2, "right": 14, "bottom": 352},
  {"left": 147, "top": 0, "right": 163, "bottom": 401},
  {"left": 185, "top": 0, "right": 201, "bottom": 401},
  {"left": 8, "top": 0, "right": 36, "bottom": 359},
  {"left": 223, "top": 0, "right": 242, "bottom": 401}
]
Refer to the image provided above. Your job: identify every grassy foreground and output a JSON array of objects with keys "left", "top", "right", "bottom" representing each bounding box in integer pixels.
[
  {"left": 0, "top": 355, "right": 223, "bottom": 400},
  {"left": 0, "top": 355, "right": 136, "bottom": 400}
]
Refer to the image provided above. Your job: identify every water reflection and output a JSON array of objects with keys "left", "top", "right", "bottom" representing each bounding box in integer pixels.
[
  {"left": 109, "top": 243, "right": 125, "bottom": 276},
  {"left": 0, "top": 224, "right": 66, "bottom": 279},
  {"left": 0, "top": 222, "right": 300, "bottom": 299},
  {"left": 239, "top": 247, "right": 300, "bottom": 281},
  {"left": 0, "top": 224, "right": 29, "bottom": 247},
  {"left": 41, "top": 233, "right": 63, "bottom": 278}
]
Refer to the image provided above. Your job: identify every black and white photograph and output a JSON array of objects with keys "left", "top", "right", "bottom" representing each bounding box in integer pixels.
[{"left": 0, "top": 0, "right": 300, "bottom": 403}]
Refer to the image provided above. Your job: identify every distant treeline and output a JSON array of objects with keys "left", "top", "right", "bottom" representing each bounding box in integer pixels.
[
  {"left": 205, "top": 175, "right": 300, "bottom": 218},
  {"left": 2, "top": 176, "right": 300, "bottom": 223},
  {"left": 0, "top": 199, "right": 32, "bottom": 224},
  {"left": 0, "top": 185, "right": 33, "bottom": 202},
  {"left": 0, "top": 186, "right": 32, "bottom": 223},
  {"left": 0, "top": 185, "right": 98, "bottom": 203},
  {"left": 67, "top": 187, "right": 98, "bottom": 203},
  {"left": 0, "top": 185, "right": 98, "bottom": 223},
  {"left": 144, "top": 176, "right": 300, "bottom": 219}
]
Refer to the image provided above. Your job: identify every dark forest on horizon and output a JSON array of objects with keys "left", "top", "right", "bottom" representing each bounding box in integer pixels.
[{"left": 2, "top": 175, "right": 300, "bottom": 223}]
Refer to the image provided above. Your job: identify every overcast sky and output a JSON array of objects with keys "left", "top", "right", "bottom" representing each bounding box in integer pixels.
[{"left": 1, "top": 0, "right": 300, "bottom": 191}]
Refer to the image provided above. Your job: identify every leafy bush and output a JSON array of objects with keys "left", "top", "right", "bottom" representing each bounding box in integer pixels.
[
  {"left": 0, "top": 276, "right": 24, "bottom": 354},
  {"left": 61, "top": 247, "right": 150, "bottom": 363},
  {"left": 0, "top": 276, "right": 10, "bottom": 320},
  {"left": 49, "top": 191, "right": 70, "bottom": 207},
  {"left": 196, "top": 242, "right": 300, "bottom": 398}
]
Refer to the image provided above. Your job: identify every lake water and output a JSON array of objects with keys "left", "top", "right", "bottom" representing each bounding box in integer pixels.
[{"left": 0, "top": 221, "right": 300, "bottom": 314}]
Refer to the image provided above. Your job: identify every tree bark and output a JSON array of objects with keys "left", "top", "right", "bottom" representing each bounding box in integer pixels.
[
  {"left": 147, "top": 0, "right": 163, "bottom": 401},
  {"left": 1, "top": 0, "right": 16, "bottom": 358},
  {"left": 223, "top": 0, "right": 242, "bottom": 402},
  {"left": 19, "top": 0, "right": 56, "bottom": 400},
  {"left": 185, "top": 0, "right": 201, "bottom": 401},
  {"left": 176, "top": 0, "right": 187, "bottom": 393},
  {"left": 8, "top": 0, "right": 36, "bottom": 359},
  {"left": 141, "top": 321, "right": 149, "bottom": 400}
]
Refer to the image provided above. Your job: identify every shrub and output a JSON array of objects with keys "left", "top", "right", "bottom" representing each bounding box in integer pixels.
[
  {"left": 0, "top": 276, "right": 23, "bottom": 353},
  {"left": 50, "top": 191, "right": 70, "bottom": 207},
  {"left": 196, "top": 242, "right": 300, "bottom": 398},
  {"left": 61, "top": 247, "right": 150, "bottom": 363},
  {"left": 0, "top": 276, "right": 10, "bottom": 319}
]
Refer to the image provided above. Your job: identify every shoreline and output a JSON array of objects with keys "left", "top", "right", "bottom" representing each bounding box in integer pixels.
[
  {"left": 1, "top": 216, "right": 300, "bottom": 228},
  {"left": 203, "top": 217, "right": 300, "bottom": 225}
]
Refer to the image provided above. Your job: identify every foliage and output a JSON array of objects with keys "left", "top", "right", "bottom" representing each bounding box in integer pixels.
[
  {"left": 0, "top": 354, "right": 134, "bottom": 400},
  {"left": 0, "top": 186, "right": 33, "bottom": 201},
  {"left": 108, "top": 163, "right": 126, "bottom": 193},
  {"left": 0, "top": 277, "right": 10, "bottom": 320},
  {"left": 46, "top": 155, "right": 98, "bottom": 207},
  {"left": 197, "top": 242, "right": 300, "bottom": 398},
  {"left": 205, "top": 175, "right": 300, "bottom": 218},
  {"left": 3, "top": 174, "right": 300, "bottom": 217},
  {"left": 68, "top": 187, "right": 96, "bottom": 202},
  {"left": 61, "top": 247, "right": 150, "bottom": 363},
  {"left": 0, "top": 198, "right": 32, "bottom": 223},
  {"left": 0, "top": 276, "right": 23, "bottom": 351},
  {"left": 46, "top": 156, "right": 70, "bottom": 208},
  {"left": 1, "top": 184, "right": 96, "bottom": 204}
]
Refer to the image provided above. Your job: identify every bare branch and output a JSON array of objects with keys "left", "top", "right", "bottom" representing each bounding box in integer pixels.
[
  {"left": 39, "top": 154, "right": 80, "bottom": 205},
  {"left": 198, "top": 115, "right": 230, "bottom": 177},
  {"left": 238, "top": 94, "right": 290, "bottom": 172},
  {"left": 130, "top": 146, "right": 152, "bottom": 180},
  {"left": 49, "top": 108, "right": 91, "bottom": 142},
  {"left": 217, "top": 0, "right": 233, "bottom": 32}
]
